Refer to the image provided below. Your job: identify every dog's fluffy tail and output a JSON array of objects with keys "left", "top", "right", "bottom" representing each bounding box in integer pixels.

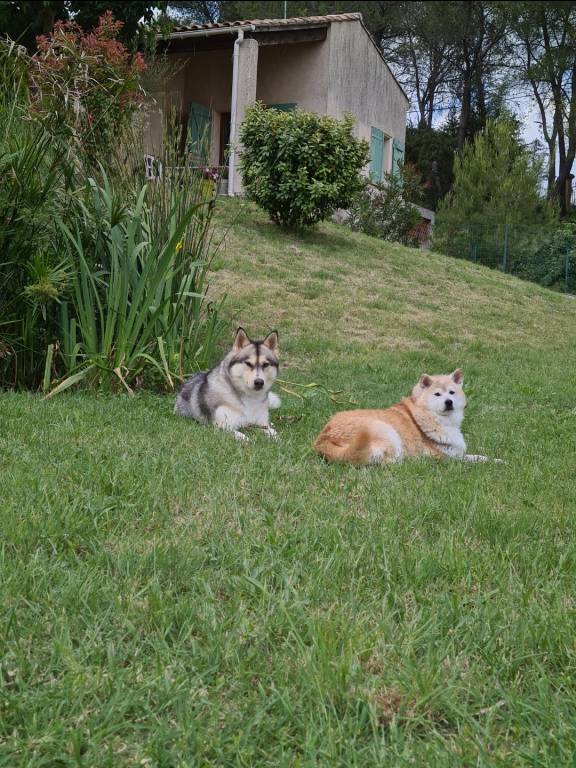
[{"left": 314, "top": 428, "right": 376, "bottom": 465}]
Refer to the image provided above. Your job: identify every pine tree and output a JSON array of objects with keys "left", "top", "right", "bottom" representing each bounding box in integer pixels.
[{"left": 434, "top": 118, "right": 556, "bottom": 264}]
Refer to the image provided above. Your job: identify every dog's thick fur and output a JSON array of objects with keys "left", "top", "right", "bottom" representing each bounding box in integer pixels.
[
  {"left": 314, "top": 369, "right": 489, "bottom": 465},
  {"left": 175, "top": 328, "right": 280, "bottom": 440}
]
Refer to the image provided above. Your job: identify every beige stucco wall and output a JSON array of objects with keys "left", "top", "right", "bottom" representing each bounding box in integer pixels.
[
  {"left": 325, "top": 20, "right": 408, "bottom": 173},
  {"left": 256, "top": 41, "right": 329, "bottom": 113},
  {"left": 143, "top": 50, "right": 233, "bottom": 164},
  {"left": 181, "top": 49, "right": 233, "bottom": 113}
]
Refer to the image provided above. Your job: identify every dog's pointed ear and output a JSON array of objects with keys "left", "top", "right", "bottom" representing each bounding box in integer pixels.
[
  {"left": 419, "top": 374, "right": 432, "bottom": 388},
  {"left": 451, "top": 368, "right": 463, "bottom": 385},
  {"left": 262, "top": 330, "right": 278, "bottom": 353},
  {"left": 232, "top": 327, "right": 250, "bottom": 352}
]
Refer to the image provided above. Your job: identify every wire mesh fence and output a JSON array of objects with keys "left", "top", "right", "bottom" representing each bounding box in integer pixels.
[{"left": 440, "top": 224, "right": 575, "bottom": 294}]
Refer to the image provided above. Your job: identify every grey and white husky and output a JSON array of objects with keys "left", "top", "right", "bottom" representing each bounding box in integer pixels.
[{"left": 174, "top": 327, "right": 281, "bottom": 441}]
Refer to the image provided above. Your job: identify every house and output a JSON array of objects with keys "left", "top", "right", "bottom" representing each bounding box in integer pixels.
[{"left": 147, "top": 12, "right": 408, "bottom": 195}]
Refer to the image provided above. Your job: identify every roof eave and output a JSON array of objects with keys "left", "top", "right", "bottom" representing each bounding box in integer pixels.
[{"left": 161, "top": 21, "right": 331, "bottom": 41}]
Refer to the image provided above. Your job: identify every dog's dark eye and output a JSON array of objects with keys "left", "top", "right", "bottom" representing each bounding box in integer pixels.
[
  {"left": 434, "top": 392, "right": 441, "bottom": 397},
  {"left": 449, "top": 390, "right": 455, "bottom": 395},
  {"left": 262, "top": 362, "right": 270, "bottom": 369},
  {"left": 245, "top": 361, "right": 254, "bottom": 369}
]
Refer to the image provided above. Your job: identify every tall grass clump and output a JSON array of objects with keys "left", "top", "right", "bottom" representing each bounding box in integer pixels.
[
  {"left": 0, "top": 15, "right": 225, "bottom": 393},
  {"left": 52, "top": 148, "right": 224, "bottom": 394}
]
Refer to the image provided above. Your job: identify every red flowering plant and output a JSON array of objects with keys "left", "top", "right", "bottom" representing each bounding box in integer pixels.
[{"left": 32, "top": 12, "right": 146, "bottom": 162}]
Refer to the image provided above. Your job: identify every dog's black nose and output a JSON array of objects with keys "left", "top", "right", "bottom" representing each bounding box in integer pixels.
[
  {"left": 254, "top": 378, "right": 264, "bottom": 390},
  {"left": 445, "top": 398, "right": 453, "bottom": 410}
]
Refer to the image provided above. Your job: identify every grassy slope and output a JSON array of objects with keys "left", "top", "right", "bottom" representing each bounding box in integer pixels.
[{"left": 2, "top": 199, "right": 576, "bottom": 766}]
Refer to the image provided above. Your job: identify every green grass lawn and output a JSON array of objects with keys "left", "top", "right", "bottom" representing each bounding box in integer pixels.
[{"left": 2, "top": 199, "right": 576, "bottom": 766}]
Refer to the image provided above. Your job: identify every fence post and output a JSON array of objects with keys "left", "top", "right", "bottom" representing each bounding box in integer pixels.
[
  {"left": 566, "top": 251, "right": 571, "bottom": 293},
  {"left": 502, "top": 224, "right": 509, "bottom": 272}
]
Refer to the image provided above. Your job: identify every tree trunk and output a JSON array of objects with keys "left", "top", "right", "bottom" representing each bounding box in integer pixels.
[
  {"left": 555, "top": 166, "right": 570, "bottom": 217},
  {"left": 475, "top": 69, "right": 487, "bottom": 127},
  {"left": 427, "top": 92, "right": 435, "bottom": 129},
  {"left": 552, "top": 87, "right": 570, "bottom": 215},
  {"left": 458, "top": 75, "right": 472, "bottom": 150},
  {"left": 547, "top": 141, "right": 556, "bottom": 199},
  {"left": 418, "top": 105, "right": 427, "bottom": 129}
]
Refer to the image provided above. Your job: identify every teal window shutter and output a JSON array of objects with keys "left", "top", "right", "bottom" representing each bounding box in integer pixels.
[
  {"left": 370, "top": 127, "right": 384, "bottom": 182},
  {"left": 269, "top": 103, "right": 297, "bottom": 112},
  {"left": 392, "top": 138, "right": 405, "bottom": 178},
  {"left": 187, "top": 102, "right": 211, "bottom": 164}
]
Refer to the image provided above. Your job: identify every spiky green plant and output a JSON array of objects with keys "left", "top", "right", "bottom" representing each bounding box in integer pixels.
[{"left": 47, "top": 167, "right": 223, "bottom": 395}]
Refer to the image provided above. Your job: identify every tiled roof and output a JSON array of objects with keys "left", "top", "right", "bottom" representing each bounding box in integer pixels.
[{"left": 168, "top": 13, "right": 362, "bottom": 34}]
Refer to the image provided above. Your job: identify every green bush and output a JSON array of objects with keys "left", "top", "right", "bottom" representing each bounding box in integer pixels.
[
  {"left": 348, "top": 164, "right": 424, "bottom": 246},
  {"left": 516, "top": 224, "right": 576, "bottom": 293},
  {"left": 239, "top": 102, "right": 369, "bottom": 229}
]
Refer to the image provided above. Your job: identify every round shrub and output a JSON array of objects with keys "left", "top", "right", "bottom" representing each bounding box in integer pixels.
[{"left": 239, "top": 102, "right": 369, "bottom": 229}]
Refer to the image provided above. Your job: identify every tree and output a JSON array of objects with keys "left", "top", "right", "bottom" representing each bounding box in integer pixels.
[
  {"left": 71, "top": 2, "right": 164, "bottom": 47},
  {"left": 448, "top": 1, "right": 510, "bottom": 150},
  {"left": 0, "top": 1, "right": 67, "bottom": 49},
  {"left": 0, "top": 1, "right": 164, "bottom": 49},
  {"left": 167, "top": 1, "right": 220, "bottom": 23},
  {"left": 376, "top": 2, "right": 457, "bottom": 129},
  {"left": 507, "top": 1, "right": 576, "bottom": 215},
  {"left": 435, "top": 118, "right": 556, "bottom": 258},
  {"left": 405, "top": 126, "right": 457, "bottom": 210}
]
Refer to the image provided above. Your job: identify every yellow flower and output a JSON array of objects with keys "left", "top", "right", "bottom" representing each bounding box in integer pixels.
[{"left": 175, "top": 240, "right": 183, "bottom": 253}]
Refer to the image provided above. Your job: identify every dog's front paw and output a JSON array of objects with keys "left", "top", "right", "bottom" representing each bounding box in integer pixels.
[
  {"left": 233, "top": 430, "right": 249, "bottom": 442},
  {"left": 265, "top": 426, "right": 278, "bottom": 440}
]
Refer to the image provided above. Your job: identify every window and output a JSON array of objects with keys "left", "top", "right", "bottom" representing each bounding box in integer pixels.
[
  {"left": 383, "top": 135, "right": 391, "bottom": 173},
  {"left": 269, "top": 103, "right": 297, "bottom": 112},
  {"left": 187, "top": 102, "right": 211, "bottom": 164},
  {"left": 370, "top": 127, "right": 384, "bottom": 182},
  {"left": 392, "top": 138, "right": 405, "bottom": 179}
]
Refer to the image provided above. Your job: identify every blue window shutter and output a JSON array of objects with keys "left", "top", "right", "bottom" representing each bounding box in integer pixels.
[
  {"left": 392, "top": 138, "right": 405, "bottom": 178},
  {"left": 269, "top": 103, "right": 297, "bottom": 112},
  {"left": 187, "top": 102, "right": 211, "bottom": 164},
  {"left": 370, "top": 127, "right": 384, "bottom": 182}
]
